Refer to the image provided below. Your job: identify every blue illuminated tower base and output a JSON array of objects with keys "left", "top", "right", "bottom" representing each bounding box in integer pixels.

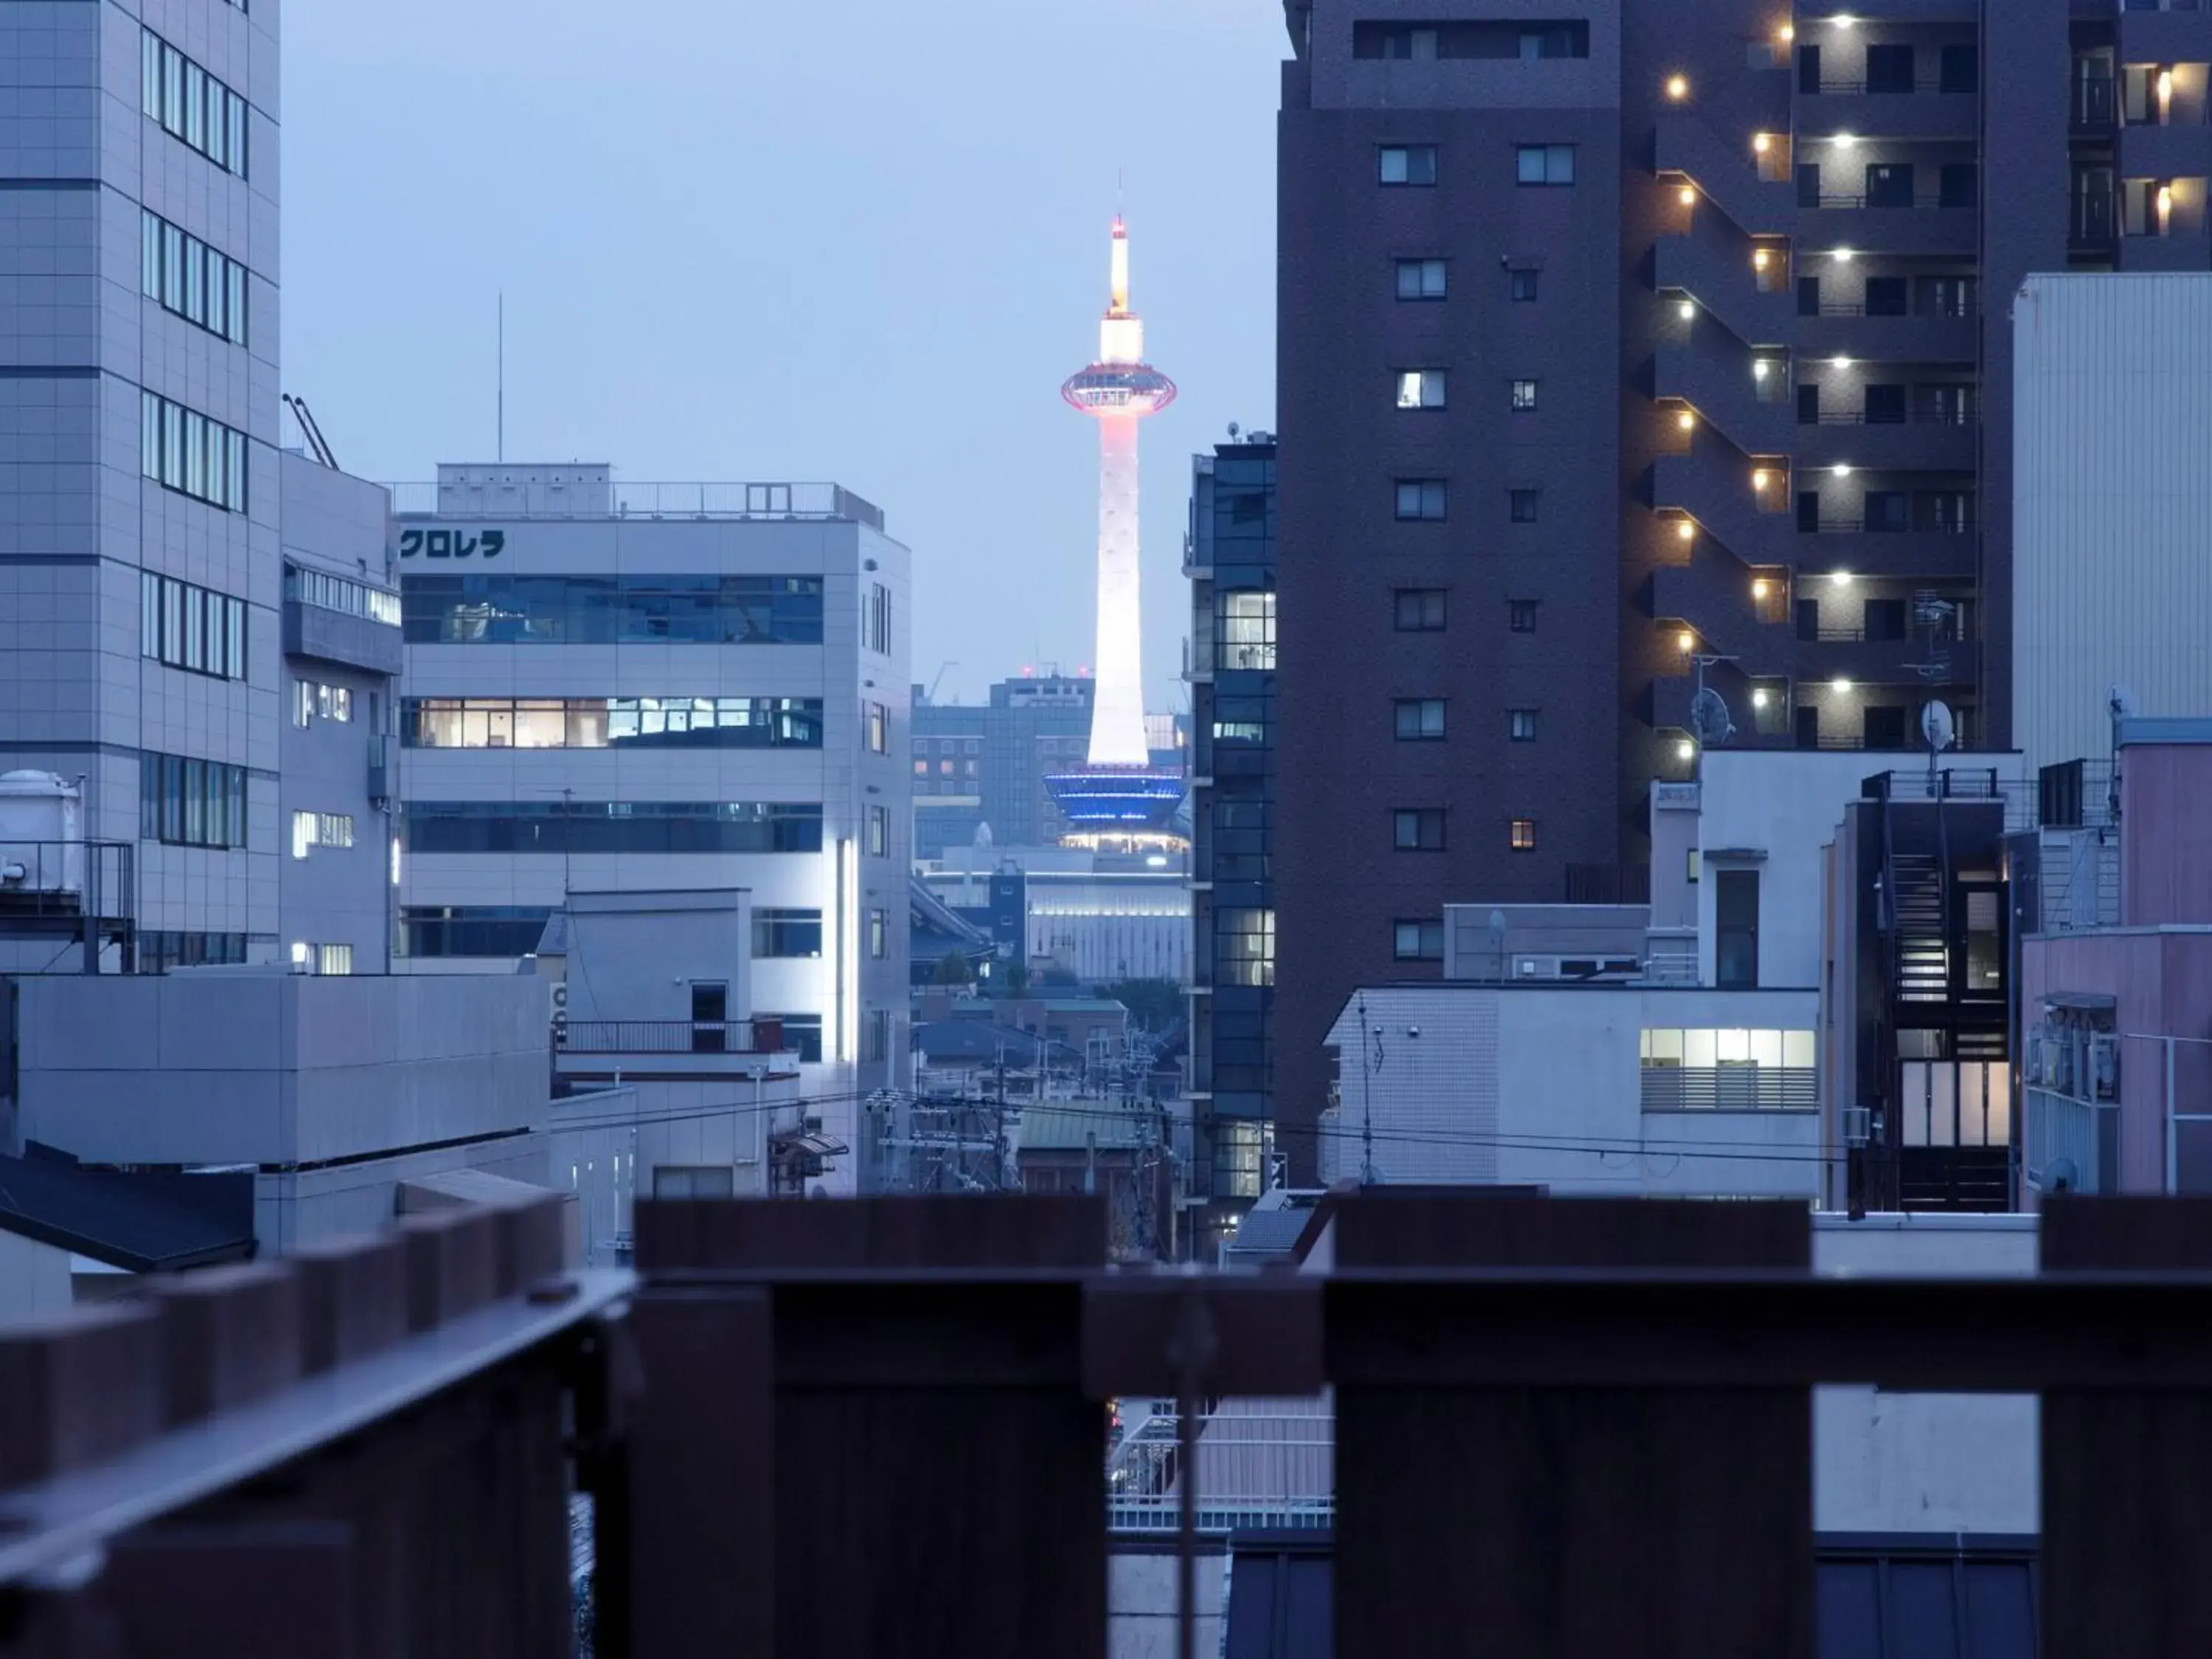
[{"left": 1045, "top": 768, "right": 1186, "bottom": 834}]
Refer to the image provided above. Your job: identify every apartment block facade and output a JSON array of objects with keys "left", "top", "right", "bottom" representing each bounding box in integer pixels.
[
  {"left": 1186, "top": 437, "right": 1278, "bottom": 1242},
  {"left": 911, "top": 673, "right": 1094, "bottom": 859},
  {"left": 1, "top": 0, "right": 282, "bottom": 968},
  {"left": 1273, "top": 0, "right": 2208, "bottom": 1173},
  {"left": 391, "top": 466, "right": 913, "bottom": 1189}
]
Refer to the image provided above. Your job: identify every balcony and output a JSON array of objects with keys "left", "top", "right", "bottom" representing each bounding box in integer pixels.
[
  {"left": 1797, "top": 524, "right": 1978, "bottom": 580},
  {"left": 1655, "top": 113, "right": 1795, "bottom": 235},
  {"left": 1801, "top": 197, "right": 1979, "bottom": 255},
  {"left": 2119, "top": 5, "right": 2212, "bottom": 68},
  {"left": 282, "top": 595, "right": 405, "bottom": 677},
  {"left": 1795, "top": 633, "right": 1980, "bottom": 689},
  {"left": 1794, "top": 416, "right": 1980, "bottom": 473},
  {"left": 2121, "top": 228, "right": 2212, "bottom": 268},
  {"left": 1800, "top": 83, "right": 1979, "bottom": 142},
  {"left": 12, "top": 1193, "right": 2212, "bottom": 1658},
  {"left": 2118, "top": 119, "right": 2212, "bottom": 180},
  {"left": 556, "top": 1018, "right": 782, "bottom": 1057},
  {"left": 1796, "top": 307, "right": 1979, "bottom": 363}
]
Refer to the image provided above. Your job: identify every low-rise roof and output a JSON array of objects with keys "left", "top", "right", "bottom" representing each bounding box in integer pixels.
[
  {"left": 1017, "top": 1102, "right": 1153, "bottom": 1153},
  {"left": 0, "top": 1144, "right": 257, "bottom": 1273}
]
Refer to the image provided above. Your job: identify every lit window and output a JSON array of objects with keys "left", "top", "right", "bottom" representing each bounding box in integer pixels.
[
  {"left": 1379, "top": 145, "right": 1438, "bottom": 186},
  {"left": 1395, "top": 257, "right": 1447, "bottom": 299},
  {"left": 1516, "top": 144, "right": 1576, "bottom": 186},
  {"left": 1395, "top": 369, "right": 1448, "bottom": 409},
  {"left": 1510, "top": 818, "right": 1537, "bottom": 851},
  {"left": 1511, "top": 379, "right": 1540, "bottom": 411},
  {"left": 1394, "top": 698, "right": 1447, "bottom": 740},
  {"left": 1394, "top": 479, "right": 1447, "bottom": 521},
  {"left": 868, "top": 907, "right": 888, "bottom": 960},
  {"left": 867, "top": 701, "right": 888, "bottom": 755},
  {"left": 316, "top": 943, "right": 352, "bottom": 976}
]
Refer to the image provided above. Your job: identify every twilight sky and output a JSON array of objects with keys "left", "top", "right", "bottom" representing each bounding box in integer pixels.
[{"left": 281, "top": 0, "right": 1284, "bottom": 717}]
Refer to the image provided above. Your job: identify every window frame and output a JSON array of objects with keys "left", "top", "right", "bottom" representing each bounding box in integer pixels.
[
  {"left": 1509, "top": 708, "right": 1539, "bottom": 742},
  {"left": 1394, "top": 479, "right": 1448, "bottom": 521},
  {"left": 1393, "top": 807, "right": 1447, "bottom": 852},
  {"left": 1394, "top": 588, "right": 1447, "bottom": 632},
  {"left": 1394, "top": 257, "right": 1447, "bottom": 300},
  {"left": 1509, "top": 817, "right": 1538, "bottom": 852},
  {"left": 1393, "top": 919, "right": 1447, "bottom": 962},
  {"left": 1511, "top": 379, "right": 1540, "bottom": 411},
  {"left": 1516, "top": 143, "right": 1576, "bottom": 186},
  {"left": 1393, "top": 698, "right": 1447, "bottom": 741},
  {"left": 1378, "top": 145, "right": 1439, "bottom": 187},
  {"left": 1394, "top": 369, "right": 1449, "bottom": 410},
  {"left": 1509, "top": 488, "right": 1540, "bottom": 523}
]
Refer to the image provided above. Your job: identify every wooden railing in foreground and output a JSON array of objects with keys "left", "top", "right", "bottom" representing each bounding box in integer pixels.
[{"left": 8, "top": 1193, "right": 2212, "bottom": 1656}]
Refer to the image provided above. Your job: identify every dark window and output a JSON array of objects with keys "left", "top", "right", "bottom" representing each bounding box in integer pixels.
[
  {"left": 1797, "top": 490, "right": 1822, "bottom": 532},
  {"left": 1509, "top": 267, "right": 1540, "bottom": 302},
  {"left": 763, "top": 1015, "right": 824, "bottom": 1065},
  {"left": 1509, "top": 599, "right": 1539, "bottom": 633},
  {"left": 1940, "top": 42, "right": 1979, "bottom": 94},
  {"left": 1509, "top": 818, "right": 1537, "bottom": 851},
  {"left": 1395, "top": 588, "right": 1447, "bottom": 630},
  {"left": 1796, "top": 599, "right": 1820, "bottom": 641},
  {"left": 1920, "top": 490, "right": 1974, "bottom": 532},
  {"left": 1867, "top": 491, "right": 1910, "bottom": 532},
  {"left": 1865, "top": 276, "right": 1909, "bottom": 316},
  {"left": 1515, "top": 145, "right": 1575, "bottom": 185},
  {"left": 1509, "top": 488, "right": 1540, "bottom": 522},
  {"left": 1919, "top": 383, "right": 1976, "bottom": 425},
  {"left": 138, "top": 751, "right": 248, "bottom": 849},
  {"left": 1395, "top": 479, "right": 1448, "bottom": 521},
  {"left": 1920, "top": 274, "right": 1978, "bottom": 317},
  {"left": 1395, "top": 257, "right": 1447, "bottom": 299},
  {"left": 399, "top": 905, "right": 552, "bottom": 959},
  {"left": 1863, "top": 705, "right": 1910, "bottom": 748},
  {"left": 1798, "top": 384, "right": 1821, "bottom": 425},
  {"left": 1394, "top": 919, "right": 1446, "bottom": 961},
  {"left": 1509, "top": 708, "right": 1538, "bottom": 742},
  {"left": 1795, "top": 705, "right": 1820, "bottom": 749},
  {"left": 1815, "top": 1550, "right": 2034, "bottom": 1659},
  {"left": 1379, "top": 145, "right": 1437, "bottom": 185},
  {"left": 1866, "top": 162, "right": 1914, "bottom": 208},
  {"left": 1865, "top": 383, "right": 1907, "bottom": 424},
  {"left": 1865, "top": 598, "right": 1907, "bottom": 641},
  {"left": 1798, "top": 275, "right": 1821, "bottom": 316},
  {"left": 403, "top": 801, "right": 825, "bottom": 855},
  {"left": 1716, "top": 869, "right": 1759, "bottom": 988},
  {"left": 1393, "top": 807, "right": 1447, "bottom": 851},
  {"left": 1797, "top": 42, "right": 1820, "bottom": 94},
  {"left": 1796, "top": 164, "right": 1822, "bottom": 209},
  {"left": 751, "top": 908, "right": 824, "bottom": 958},
  {"left": 1939, "top": 162, "right": 1979, "bottom": 208},
  {"left": 1866, "top": 43, "right": 1914, "bottom": 94},
  {"left": 1510, "top": 379, "right": 1539, "bottom": 411},
  {"left": 1356, "top": 18, "right": 1591, "bottom": 59},
  {"left": 1394, "top": 698, "right": 1447, "bottom": 740}
]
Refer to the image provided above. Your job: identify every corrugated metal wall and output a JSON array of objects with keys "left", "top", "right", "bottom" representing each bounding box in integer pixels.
[{"left": 2014, "top": 274, "right": 2212, "bottom": 775}]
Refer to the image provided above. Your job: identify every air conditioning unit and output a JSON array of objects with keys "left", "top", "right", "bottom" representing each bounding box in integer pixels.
[
  {"left": 551, "top": 983, "right": 568, "bottom": 1011},
  {"left": 2050, "top": 1033, "right": 2077, "bottom": 1096},
  {"left": 2088, "top": 1034, "right": 2120, "bottom": 1102},
  {"left": 1841, "top": 1105, "right": 1872, "bottom": 1148}
]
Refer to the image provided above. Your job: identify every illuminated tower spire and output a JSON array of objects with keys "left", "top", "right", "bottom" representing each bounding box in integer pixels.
[{"left": 1062, "top": 215, "right": 1176, "bottom": 772}]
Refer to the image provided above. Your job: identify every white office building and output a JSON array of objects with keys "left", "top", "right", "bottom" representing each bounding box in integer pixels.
[{"left": 391, "top": 466, "right": 913, "bottom": 1189}]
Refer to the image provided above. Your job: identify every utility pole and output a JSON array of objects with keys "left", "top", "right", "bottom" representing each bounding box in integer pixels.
[{"left": 1357, "top": 992, "right": 1381, "bottom": 1186}]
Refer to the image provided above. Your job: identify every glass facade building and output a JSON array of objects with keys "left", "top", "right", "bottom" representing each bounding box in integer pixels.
[{"left": 1188, "top": 437, "right": 1278, "bottom": 1241}]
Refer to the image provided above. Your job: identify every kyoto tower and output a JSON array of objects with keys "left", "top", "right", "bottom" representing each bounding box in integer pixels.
[{"left": 1048, "top": 214, "right": 1183, "bottom": 840}]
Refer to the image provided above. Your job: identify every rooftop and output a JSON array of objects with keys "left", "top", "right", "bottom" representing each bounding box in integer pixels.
[{"left": 388, "top": 476, "right": 886, "bottom": 532}]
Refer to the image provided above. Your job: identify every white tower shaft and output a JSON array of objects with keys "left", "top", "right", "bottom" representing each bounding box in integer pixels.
[{"left": 1088, "top": 413, "right": 1149, "bottom": 768}]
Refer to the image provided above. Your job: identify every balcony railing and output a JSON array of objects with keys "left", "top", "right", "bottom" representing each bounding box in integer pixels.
[
  {"left": 1810, "top": 192, "right": 1978, "bottom": 211},
  {"left": 387, "top": 479, "right": 886, "bottom": 530},
  {"left": 15, "top": 1194, "right": 2212, "bottom": 1657},
  {"left": 2025, "top": 1085, "right": 2109, "bottom": 1194},
  {"left": 555, "top": 1018, "right": 772, "bottom": 1055},
  {"left": 1814, "top": 302, "right": 1982, "bottom": 319},
  {"left": 1813, "top": 518, "right": 1978, "bottom": 535},
  {"left": 1639, "top": 1065, "right": 1818, "bottom": 1111},
  {"left": 1814, "top": 76, "right": 1978, "bottom": 96}
]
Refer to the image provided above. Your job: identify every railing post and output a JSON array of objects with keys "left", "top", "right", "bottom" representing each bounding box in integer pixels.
[
  {"left": 2041, "top": 1197, "right": 2212, "bottom": 1656},
  {"left": 1328, "top": 1194, "right": 1814, "bottom": 1659}
]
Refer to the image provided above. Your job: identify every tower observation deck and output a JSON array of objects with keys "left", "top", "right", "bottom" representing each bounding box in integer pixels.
[{"left": 1049, "top": 216, "right": 1184, "bottom": 838}]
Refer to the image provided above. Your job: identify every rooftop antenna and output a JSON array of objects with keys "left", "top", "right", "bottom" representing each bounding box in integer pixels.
[
  {"left": 2110, "top": 684, "right": 2135, "bottom": 823},
  {"left": 497, "top": 293, "right": 505, "bottom": 465}
]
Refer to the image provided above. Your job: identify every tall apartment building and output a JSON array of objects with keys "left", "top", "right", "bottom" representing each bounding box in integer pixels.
[
  {"left": 392, "top": 466, "right": 913, "bottom": 1189},
  {"left": 1186, "top": 437, "right": 1278, "bottom": 1248},
  {"left": 1273, "top": 0, "right": 2200, "bottom": 1174},
  {"left": 1, "top": 0, "right": 282, "bottom": 969}
]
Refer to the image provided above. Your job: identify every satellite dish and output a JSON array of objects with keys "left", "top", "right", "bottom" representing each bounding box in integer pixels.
[
  {"left": 1921, "top": 700, "right": 1955, "bottom": 754},
  {"left": 1690, "top": 688, "right": 1736, "bottom": 747},
  {"left": 1227, "top": 420, "right": 1241, "bottom": 439}
]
